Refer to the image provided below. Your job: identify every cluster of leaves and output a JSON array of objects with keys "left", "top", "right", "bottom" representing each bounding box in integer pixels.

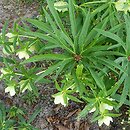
[
  {"left": 0, "top": 101, "right": 41, "bottom": 130},
  {"left": 1, "top": 0, "right": 130, "bottom": 127}
]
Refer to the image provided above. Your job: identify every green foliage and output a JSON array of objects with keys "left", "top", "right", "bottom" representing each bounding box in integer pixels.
[
  {"left": 0, "top": 101, "right": 40, "bottom": 130},
  {"left": 1, "top": 0, "right": 130, "bottom": 127}
]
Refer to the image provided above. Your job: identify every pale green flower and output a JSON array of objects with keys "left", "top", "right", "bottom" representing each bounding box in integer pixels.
[
  {"left": 5, "top": 33, "right": 16, "bottom": 42},
  {"left": 5, "top": 85, "right": 15, "bottom": 96},
  {"left": 54, "top": 92, "right": 69, "bottom": 106},
  {"left": 6, "top": 33, "right": 15, "bottom": 38},
  {"left": 99, "top": 103, "right": 113, "bottom": 112},
  {"left": 19, "top": 80, "right": 32, "bottom": 93},
  {"left": 16, "top": 50, "right": 29, "bottom": 59},
  {"left": 54, "top": 1, "right": 68, "bottom": 12},
  {"left": 98, "top": 116, "right": 113, "bottom": 126},
  {"left": 89, "top": 107, "right": 96, "bottom": 113},
  {"left": 115, "top": 0, "right": 130, "bottom": 13},
  {"left": 0, "top": 68, "right": 12, "bottom": 78},
  {"left": 1, "top": 68, "right": 9, "bottom": 75}
]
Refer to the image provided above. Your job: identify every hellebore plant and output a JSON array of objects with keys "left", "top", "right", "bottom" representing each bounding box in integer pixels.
[
  {"left": 20, "top": 0, "right": 124, "bottom": 94},
  {"left": 1, "top": 0, "right": 130, "bottom": 127},
  {"left": 15, "top": 0, "right": 128, "bottom": 126}
]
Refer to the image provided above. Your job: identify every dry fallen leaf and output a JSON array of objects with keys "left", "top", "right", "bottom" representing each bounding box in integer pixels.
[
  {"left": 65, "top": 109, "right": 79, "bottom": 119},
  {"left": 56, "top": 124, "right": 69, "bottom": 130},
  {"left": 46, "top": 115, "right": 60, "bottom": 125}
]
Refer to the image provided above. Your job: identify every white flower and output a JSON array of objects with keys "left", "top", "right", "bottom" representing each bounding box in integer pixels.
[
  {"left": 54, "top": 93, "right": 69, "bottom": 106},
  {"left": 16, "top": 50, "right": 29, "bottom": 59},
  {"left": 1, "top": 68, "right": 9, "bottom": 75},
  {"left": 54, "top": 1, "right": 68, "bottom": 12},
  {"left": 89, "top": 107, "right": 96, "bottom": 113},
  {"left": 6, "top": 33, "right": 15, "bottom": 38},
  {"left": 115, "top": 0, "right": 130, "bottom": 13},
  {"left": 5, "top": 85, "right": 15, "bottom": 96},
  {"left": 98, "top": 116, "right": 113, "bottom": 126},
  {"left": 119, "top": 0, "right": 126, "bottom": 2},
  {"left": 100, "top": 103, "right": 113, "bottom": 112}
]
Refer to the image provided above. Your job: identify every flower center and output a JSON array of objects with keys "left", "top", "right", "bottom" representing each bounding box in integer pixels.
[{"left": 74, "top": 54, "right": 82, "bottom": 62}]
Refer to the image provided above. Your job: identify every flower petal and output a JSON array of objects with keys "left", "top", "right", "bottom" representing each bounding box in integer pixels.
[
  {"left": 98, "top": 118, "right": 104, "bottom": 126},
  {"left": 54, "top": 1, "right": 68, "bottom": 12},
  {"left": 89, "top": 107, "right": 96, "bottom": 113},
  {"left": 5, "top": 86, "right": 15, "bottom": 96},
  {"left": 54, "top": 94, "right": 67, "bottom": 106},
  {"left": 100, "top": 103, "right": 113, "bottom": 112},
  {"left": 103, "top": 116, "right": 113, "bottom": 126},
  {"left": 16, "top": 50, "right": 29, "bottom": 59}
]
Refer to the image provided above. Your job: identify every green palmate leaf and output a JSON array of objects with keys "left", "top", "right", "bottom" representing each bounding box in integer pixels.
[
  {"left": 91, "top": 51, "right": 125, "bottom": 57},
  {"left": 100, "top": 98, "right": 117, "bottom": 106},
  {"left": 60, "top": 31, "right": 75, "bottom": 52},
  {"left": 42, "top": 7, "right": 58, "bottom": 33},
  {"left": 82, "top": 16, "right": 109, "bottom": 50},
  {"left": 0, "top": 56, "right": 15, "bottom": 64},
  {"left": 101, "top": 8, "right": 109, "bottom": 20},
  {"left": 21, "top": 31, "right": 58, "bottom": 44},
  {"left": 39, "top": 44, "right": 60, "bottom": 53},
  {"left": 88, "top": 67, "right": 106, "bottom": 92},
  {"left": 97, "top": 59, "right": 119, "bottom": 74},
  {"left": 80, "top": 1, "right": 106, "bottom": 7},
  {"left": 55, "top": 81, "right": 62, "bottom": 91},
  {"left": 0, "top": 102, "right": 6, "bottom": 122},
  {"left": 68, "top": 0, "right": 77, "bottom": 38},
  {"left": 91, "top": 115, "right": 102, "bottom": 123},
  {"left": 35, "top": 61, "right": 63, "bottom": 82},
  {"left": 84, "top": 45, "right": 110, "bottom": 54},
  {"left": 56, "top": 35, "right": 75, "bottom": 54},
  {"left": 28, "top": 107, "right": 41, "bottom": 124},
  {"left": 67, "top": 95, "right": 83, "bottom": 103},
  {"left": 76, "top": 64, "right": 83, "bottom": 77},
  {"left": 124, "top": 14, "right": 130, "bottom": 54},
  {"left": 95, "top": 28, "right": 126, "bottom": 51},
  {"left": 112, "top": 94, "right": 130, "bottom": 106},
  {"left": 72, "top": 70, "right": 80, "bottom": 94},
  {"left": 78, "top": 11, "right": 90, "bottom": 48},
  {"left": 26, "top": 19, "right": 53, "bottom": 34},
  {"left": 91, "top": 3, "right": 108, "bottom": 18},
  {"left": 78, "top": 103, "right": 94, "bottom": 119},
  {"left": 96, "top": 58, "right": 126, "bottom": 74},
  {"left": 47, "top": 0, "right": 66, "bottom": 33},
  {"left": 20, "top": 79, "right": 29, "bottom": 93},
  {"left": 2, "top": 20, "right": 8, "bottom": 42},
  {"left": 109, "top": 5, "right": 117, "bottom": 27},
  {"left": 55, "top": 59, "right": 72, "bottom": 78},
  {"left": 105, "top": 113, "right": 121, "bottom": 117},
  {"left": 93, "top": 23, "right": 124, "bottom": 49},
  {"left": 30, "top": 82, "right": 39, "bottom": 97},
  {"left": 21, "top": 54, "right": 72, "bottom": 64},
  {"left": 3, "top": 58, "right": 12, "bottom": 70},
  {"left": 0, "top": 110, "right": 3, "bottom": 123},
  {"left": 118, "top": 62, "right": 130, "bottom": 108},
  {"left": 111, "top": 72, "right": 127, "bottom": 96},
  {"left": 20, "top": 30, "right": 74, "bottom": 54},
  {"left": 108, "top": 43, "right": 122, "bottom": 50}
]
